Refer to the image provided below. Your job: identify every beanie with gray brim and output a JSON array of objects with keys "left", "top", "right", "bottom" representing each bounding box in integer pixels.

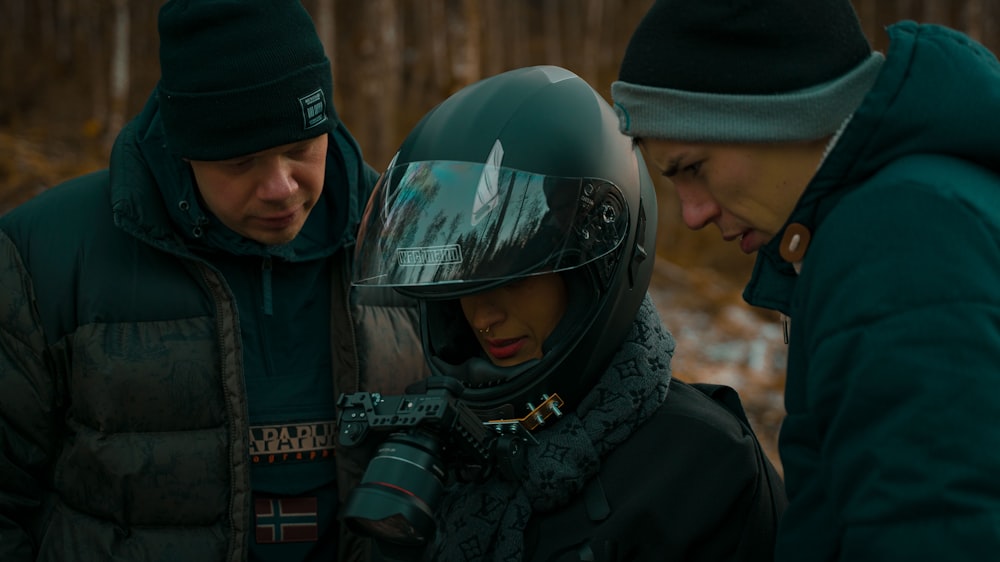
[{"left": 612, "top": 52, "right": 885, "bottom": 143}]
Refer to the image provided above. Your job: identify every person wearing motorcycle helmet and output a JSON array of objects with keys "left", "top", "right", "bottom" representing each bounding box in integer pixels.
[{"left": 351, "top": 65, "right": 786, "bottom": 561}]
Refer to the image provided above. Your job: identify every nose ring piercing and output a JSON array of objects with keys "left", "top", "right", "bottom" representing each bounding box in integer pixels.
[{"left": 479, "top": 325, "right": 491, "bottom": 334}]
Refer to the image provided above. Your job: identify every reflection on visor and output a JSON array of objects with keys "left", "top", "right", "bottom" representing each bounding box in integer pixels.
[{"left": 353, "top": 159, "right": 629, "bottom": 288}]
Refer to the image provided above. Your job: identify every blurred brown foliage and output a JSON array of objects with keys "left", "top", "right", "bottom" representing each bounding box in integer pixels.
[
  {"left": 3, "top": 0, "right": 998, "bottom": 474},
  {"left": 0, "top": 130, "right": 104, "bottom": 214},
  {"left": 4, "top": 0, "right": 998, "bottom": 274}
]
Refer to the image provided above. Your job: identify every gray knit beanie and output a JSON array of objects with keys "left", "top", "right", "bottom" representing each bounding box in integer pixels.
[
  {"left": 157, "top": 0, "right": 335, "bottom": 160},
  {"left": 612, "top": 0, "right": 885, "bottom": 142}
]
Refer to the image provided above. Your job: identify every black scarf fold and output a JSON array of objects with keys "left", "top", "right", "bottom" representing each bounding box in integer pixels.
[{"left": 426, "top": 294, "right": 675, "bottom": 561}]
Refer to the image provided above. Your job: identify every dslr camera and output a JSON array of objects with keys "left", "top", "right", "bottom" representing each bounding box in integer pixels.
[{"left": 336, "top": 376, "right": 563, "bottom": 547}]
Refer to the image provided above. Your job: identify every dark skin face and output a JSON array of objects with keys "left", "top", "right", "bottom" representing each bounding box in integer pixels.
[{"left": 460, "top": 272, "right": 568, "bottom": 367}]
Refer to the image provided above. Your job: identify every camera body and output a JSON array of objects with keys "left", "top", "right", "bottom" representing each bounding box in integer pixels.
[{"left": 336, "top": 376, "right": 554, "bottom": 546}]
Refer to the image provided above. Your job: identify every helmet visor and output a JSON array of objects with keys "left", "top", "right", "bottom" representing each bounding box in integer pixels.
[{"left": 353, "top": 159, "right": 629, "bottom": 288}]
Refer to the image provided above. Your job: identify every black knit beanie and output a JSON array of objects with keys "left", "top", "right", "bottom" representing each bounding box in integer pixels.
[
  {"left": 157, "top": 0, "right": 335, "bottom": 160},
  {"left": 612, "top": 0, "right": 885, "bottom": 142}
]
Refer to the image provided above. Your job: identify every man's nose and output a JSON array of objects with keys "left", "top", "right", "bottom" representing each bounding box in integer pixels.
[
  {"left": 675, "top": 183, "right": 719, "bottom": 231},
  {"left": 255, "top": 159, "right": 296, "bottom": 201}
]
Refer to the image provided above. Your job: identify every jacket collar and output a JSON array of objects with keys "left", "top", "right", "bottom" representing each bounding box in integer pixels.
[{"left": 109, "top": 92, "right": 358, "bottom": 262}]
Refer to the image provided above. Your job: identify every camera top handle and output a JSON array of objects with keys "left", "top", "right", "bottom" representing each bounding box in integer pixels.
[{"left": 336, "top": 376, "right": 565, "bottom": 481}]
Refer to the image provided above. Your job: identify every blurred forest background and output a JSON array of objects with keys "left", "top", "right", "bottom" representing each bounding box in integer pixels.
[{"left": 2, "top": 0, "right": 999, "bottom": 470}]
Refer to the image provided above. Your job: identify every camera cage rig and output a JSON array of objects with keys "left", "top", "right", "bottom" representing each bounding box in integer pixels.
[{"left": 336, "top": 376, "right": 565, "bottom": 481}]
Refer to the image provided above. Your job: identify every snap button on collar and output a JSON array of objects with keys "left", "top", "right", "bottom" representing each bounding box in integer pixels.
[{"left": 779, "top": 223, "right": 812, "bottom": 264}]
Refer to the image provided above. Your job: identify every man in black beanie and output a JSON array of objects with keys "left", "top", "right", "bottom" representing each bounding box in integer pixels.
[
  {"left": 614, "top": 1, "right": 1000, "bottom": 561},
  {"left": 0, "top": 1, "right": 427, "bottom": 561}
]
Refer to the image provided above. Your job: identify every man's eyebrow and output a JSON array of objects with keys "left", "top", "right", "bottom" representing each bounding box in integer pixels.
[{"left": 662, "top": 157, "right": 682, "bottom": 178}]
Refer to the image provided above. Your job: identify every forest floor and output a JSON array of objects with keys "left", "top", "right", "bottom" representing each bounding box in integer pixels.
[{"left": 0, "top": 128, "right": 788, "bottom": 473}]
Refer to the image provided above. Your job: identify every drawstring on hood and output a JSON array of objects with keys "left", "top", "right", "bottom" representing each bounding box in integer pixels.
[{"left": 175, "top": 197, "right": 210, "bottom": 239}]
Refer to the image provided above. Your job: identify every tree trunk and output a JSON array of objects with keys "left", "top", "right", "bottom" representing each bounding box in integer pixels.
[
  {"left": 314, "top": 0, "right": 336, "bottom": 75},
  {"left": 454, "top": 0, "right": 482, "bottom": 86},
  {"left": 107, "top": 0, "right": 130, "bottom": 147},
  {"left": 543, "top": 0, "right": 563, "bottom": 65},
  {"left": 427, "top": 0, "right": 450, "bottom": 95},
  {"left": 482, "top": 1, "right": 505, "bottom": 78},
  {"left": 580, "top": 0, "right": 604, "bottom": 85}
]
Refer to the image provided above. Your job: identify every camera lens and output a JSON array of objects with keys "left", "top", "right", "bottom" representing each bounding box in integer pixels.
[{"left": 343, "top": 430, "right": 446, "bottom": 545}]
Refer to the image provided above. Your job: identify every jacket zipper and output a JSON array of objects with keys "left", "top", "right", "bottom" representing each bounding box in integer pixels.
[
  {"left": 199, "top": 264, "right": 248, "bottom": 562},
  {"left": 339, "top": 249, "right": 361, "bottom": 394},
  {"left": 261, "top": 256, "right": 273, "bottom": 316}
]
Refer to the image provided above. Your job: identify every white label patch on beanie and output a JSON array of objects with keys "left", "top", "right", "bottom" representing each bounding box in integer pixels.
[{"left": 299, "top": 88, "right": 328, "bottom": 130}]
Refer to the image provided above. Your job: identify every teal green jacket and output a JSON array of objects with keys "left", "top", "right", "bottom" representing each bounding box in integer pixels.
[
  {"left": 0, "top": 92, "right": 427, "bottom": 561},
  {"left": 745, "top": 22, "right": 1000, "bottom": 561}
]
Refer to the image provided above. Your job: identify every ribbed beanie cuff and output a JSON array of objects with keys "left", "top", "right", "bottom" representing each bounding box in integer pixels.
[
  {"left": 157, "top": 0, "right": 336, "bottom": 160},
  {"left": 612, "top": 52, "right": 884, "bottom": 142}
]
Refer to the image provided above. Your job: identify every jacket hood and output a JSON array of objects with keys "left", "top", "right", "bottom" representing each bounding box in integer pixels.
[
  {"left": 109, "top": 89, "right": 370, "bottom": 261},
  {"left": 745, "top": 22, "right": 1000, "bottom": 312},
  {"left": 814, "top": 21, "right": 1000, "bottom": 194}
]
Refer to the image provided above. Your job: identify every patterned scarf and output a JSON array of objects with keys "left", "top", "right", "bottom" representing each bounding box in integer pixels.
[{"left": 425, "top": 294, "right": 675, "bottom": 561}]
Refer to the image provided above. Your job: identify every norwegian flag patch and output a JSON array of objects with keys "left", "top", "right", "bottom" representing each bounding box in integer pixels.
[{"left": 255, "top": 496, "right": 319, "bottom": 543}]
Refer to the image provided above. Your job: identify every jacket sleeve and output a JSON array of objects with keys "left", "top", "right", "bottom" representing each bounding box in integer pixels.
[
  {"left": 788, "top": 179, "right": 1000, "bottom": 561},
  {"left": 691, "top": 383, "right": 788, "bottom": 554},
  {"left": 0, "top": 231, "right": 59, "bottom": 561},
  {"left": 663, "top": 385, "right": 785, "bottom": 562}
]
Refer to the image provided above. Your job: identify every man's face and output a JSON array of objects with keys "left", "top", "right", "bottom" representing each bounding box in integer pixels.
[
  {"left": 189, "top": 134, "right": 328, "bottom": 245},
  {"left": 638, "top": 138, "right": 826, "bottom": 254}
]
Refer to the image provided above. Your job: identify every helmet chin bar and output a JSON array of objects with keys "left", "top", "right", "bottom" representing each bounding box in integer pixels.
[
  {"left": 435, "top": 355, "right": 540, "bottom": 388},
  {"left": 429, "top": 354, "right": 570, "bottom": 419}
]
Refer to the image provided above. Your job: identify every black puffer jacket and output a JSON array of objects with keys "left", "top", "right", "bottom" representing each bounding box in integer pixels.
[{"left": 0, "top": 94, "right": 428, "bottom": 561}]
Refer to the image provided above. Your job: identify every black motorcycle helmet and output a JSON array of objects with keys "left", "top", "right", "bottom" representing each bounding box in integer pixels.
[{"left": 353, "top": 65, "right": 658, "bottom": 418}]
